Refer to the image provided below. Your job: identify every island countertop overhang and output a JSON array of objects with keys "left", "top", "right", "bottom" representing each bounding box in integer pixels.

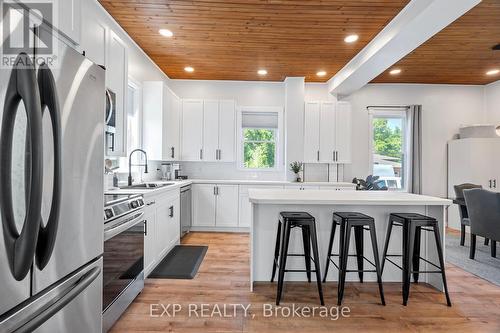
[{"left": 248, "top": 189, "right": 452, "bottom": 206}]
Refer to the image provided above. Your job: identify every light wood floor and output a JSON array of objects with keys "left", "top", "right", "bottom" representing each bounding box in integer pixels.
[{"left": 111, "top": 232, "right": 500, "bottom": 333}]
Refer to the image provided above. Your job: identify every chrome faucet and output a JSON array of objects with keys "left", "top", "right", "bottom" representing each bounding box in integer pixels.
[{"left": 128, "top": 149, "right": 148, "bottom": 186}]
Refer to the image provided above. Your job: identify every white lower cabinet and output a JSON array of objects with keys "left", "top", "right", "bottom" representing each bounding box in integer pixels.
[
  {"left": 192, "top": 184, "right": 217, "bottom": 227},
  {"left": 143, "top": 190, "right": 180, "bottom": 277},
  {"left": 143, "top": 201, "right": 157, "bottom": 276},
  {"left": 192, "top": 184, "right": 239, "bottom": 228}
]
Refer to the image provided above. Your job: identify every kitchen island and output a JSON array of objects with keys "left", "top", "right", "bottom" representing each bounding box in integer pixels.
[{"left": 248, "top": 190, "right": 451, "bottom": 291}]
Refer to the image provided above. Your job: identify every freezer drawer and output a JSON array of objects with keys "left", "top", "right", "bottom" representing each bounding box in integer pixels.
[{"left": 0, "top": 258, "right": 102, "bottom": 333}]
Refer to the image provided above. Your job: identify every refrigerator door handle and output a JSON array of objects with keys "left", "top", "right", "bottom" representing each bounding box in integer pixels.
[
  {"left": 0, "top": 52, "right": 44, "bottom": 281},
  {"left": 35, "top": 63, "right": 62, "bottom": 270},
  {"left": 1, "top": 262, "right": 101, "bottom": 333}
]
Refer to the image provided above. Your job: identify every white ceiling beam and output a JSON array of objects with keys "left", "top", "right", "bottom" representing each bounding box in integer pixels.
[{"left": 328, "top": 0, "right": 481, "bottom": 97}]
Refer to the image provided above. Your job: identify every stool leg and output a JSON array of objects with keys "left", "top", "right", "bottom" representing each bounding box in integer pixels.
[
  {"left": 323, "top": 219, "right": 337, "bottom": 282},
  {"left": 368, "top": 221, "right": 386, "bottom": 306},
  {"left": 271, "top": 221, "right": 282, "bottom": 282},
  {"left": 485, "top": 238, "right": 489, "bottom": 246},
  {"left": 276, "top": 220, "right": 291, "bottom": 305},
  {"left": 491, "top": 240, "right": 496, "bottom": 258},
  {"left": 432, "top": 224, "right": 452, "bottom": 306},
  {"left": 381, "top": 219, "right": 394, "bottom": 274},
  {"left": 338, "top": 222, "right": 351, "bottom": 306},
  {"left": 412, "top": 226, "right": 421, "bottom": 283},
  {"left": 470, "top": 234, "right": 476, "bottom": 260},
  {"left": 309, "top": 222, "right": 325, "bottom": 306},
  {"left": 301, "top": 226, "right": 312, "bottom": 283},
  {"left": 337, "top": 220, "right": 346, "bottom": 305},
  {"left": 460, "top": 224, "right": 466, "bottom": 246},
  {"left": 354, "top": 225, "right": 364, "bottom": 283},
  {"left": 403, "top": 222, "right": 416, "bottom": 306}
]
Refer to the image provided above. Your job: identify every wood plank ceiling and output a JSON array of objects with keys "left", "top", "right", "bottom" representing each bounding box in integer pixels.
[
  {"left": 98, "top": 0, "right": 499, "bottom": 84},
  {"left": 372, "top": 0, "right": 500, "bottom": 85},
  {"left": 97, "top": 0, "right": 409, "bottom": 82}
]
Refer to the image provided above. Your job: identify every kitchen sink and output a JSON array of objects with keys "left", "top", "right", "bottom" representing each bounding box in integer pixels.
[{"left": 119, "top": 183, "right": 175, "bottom": 190}]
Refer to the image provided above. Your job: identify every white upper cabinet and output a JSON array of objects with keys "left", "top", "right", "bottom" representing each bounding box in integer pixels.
[
  {"left": 81, "top": 11, "right": 107, "bottom": 66},
  {"left": 181, "top": 100, "right": 204, "bottom": 161},
  {"left": 143, "top": 82, "right": 181, "bottom": 161},
  {"left": 218, "top": 100, "right": 236, "bottom": 162},
  {"left": 335, "top": 101, "right": 352, "bottom": 164},
  {"left": 303, "top": 101, "right": 352, "bottom": 164},
  {"left": 319, "top": 102, "right": 336, "bottom": 162},
  {"left": 203, "top": 100, "right": 220, "bottom": 162},
  {"left": 58, "top": 0, "right": 81, "bottom": 45},
  {"left": 23, "top": 0, "right": 81, "bottom": 45},
  {"left": 182, "top": 99, "right": 236, "bottom": 162},
  {"left": 164, "top": 89, "right": 182, "bottom": 160},
  {"left": 304, "top": 102, "right": 321, "bottom": 162},
  {"left": 105, "top": 30, "right": 128, "bottom": 157}
]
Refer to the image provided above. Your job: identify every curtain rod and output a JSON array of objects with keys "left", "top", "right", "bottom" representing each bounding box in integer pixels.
[{"left": 366, "top": 105, "right": 410, "bottom": 109}]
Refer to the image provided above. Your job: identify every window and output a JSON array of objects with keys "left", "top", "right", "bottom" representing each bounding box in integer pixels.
[
  {"left": 243, "top": 128, "right": 276, "bottom": 168},
  {"left": 369, "top": 109, "right": 408, "bottom": 191},
  {"left": 237, "top": 108, "right": 283, "bottom": 170}
]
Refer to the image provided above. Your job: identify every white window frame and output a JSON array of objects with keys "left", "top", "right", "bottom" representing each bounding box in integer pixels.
[
  {"left": 236, "top": 106, "right": 284, "bottom": 171},
  {"left": 368, "top": 108, "right": 410, "bottom": 191}
]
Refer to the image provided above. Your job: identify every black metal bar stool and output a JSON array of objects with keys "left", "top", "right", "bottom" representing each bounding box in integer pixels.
[
  {"left": 323, "top": 212, "right": 385, "bottom": 306},
  {"left": 381, "top": 213, "right": 451, "bottom": 306},
  {"left": 271, "top": 212, "right": 324, "bottom": 306}
]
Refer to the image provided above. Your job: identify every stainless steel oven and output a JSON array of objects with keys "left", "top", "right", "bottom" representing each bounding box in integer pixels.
[{"left": 102, "top": 194, "right": 145, "bottom": 332}]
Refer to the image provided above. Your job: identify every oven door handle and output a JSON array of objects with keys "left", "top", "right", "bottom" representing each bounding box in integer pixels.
[{"left": 104, "top": 211, "right": 144, "bottom": 241}]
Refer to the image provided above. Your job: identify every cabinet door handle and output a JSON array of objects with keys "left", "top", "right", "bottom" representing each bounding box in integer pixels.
[
  {"left": 144, "top": 220, "right": 148, "bottom": 236},
  {"left": 146, "top": 201, "right": 156, "bottom": 206},
  {"left": 336, "top": 151, "right": 339, "bottom": 162},
  {"left": 317, "top": 150, "right": 320, "bottom": 161},
  {"left": 218, "top": 149, "right": 222, "bottom": 160},
  {"left": 214, "top": 186, "right": 217, "bottom": 195},
  {"left": 200, "top": 149, "right": 203, "bottom": 160},
  {"left": 171, "top": 147, "right": 175, "bottom": 158},
  {"left": 489, "top": 179, "right": 493, "bottom": 188},
  {"left": 169, "top": 206, "right": 174, "bottom": 218},
  {"left": 332, "top": 151, "right": 335, "bottom": 162},
  {"left": 494, "top": 179, "right": 497, "bottom": 189}
]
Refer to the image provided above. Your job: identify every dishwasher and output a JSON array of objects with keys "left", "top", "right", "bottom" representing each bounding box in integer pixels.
[{"left": 180, "top": 185, "right": 192, "bottom": 238}]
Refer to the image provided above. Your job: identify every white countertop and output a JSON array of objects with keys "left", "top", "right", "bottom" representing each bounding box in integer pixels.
[
  {"left": 104, "top": 179, "right": 355, "bottom": 196},
  {"left": 248, "top": 189, "right": 452, "bottom": 206}
]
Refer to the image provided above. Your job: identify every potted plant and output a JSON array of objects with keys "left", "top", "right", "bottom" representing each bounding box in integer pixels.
[{"left": 290, "top": 161, "right": 303, "bottom": 182}]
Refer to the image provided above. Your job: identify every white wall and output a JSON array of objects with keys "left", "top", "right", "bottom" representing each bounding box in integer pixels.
[
  {"left": 168, "top": 79, "right": 284, "bottom": 106},
  {"left": 344, "top": 84, "right": 485, "bottom": 197},
  {"left": 484, "top": 80, "right": 500, "bottom": 125}
]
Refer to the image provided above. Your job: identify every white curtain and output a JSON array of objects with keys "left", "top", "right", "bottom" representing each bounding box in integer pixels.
[{"left": 407, "top": 105, "right": 422, "bottom": 194}]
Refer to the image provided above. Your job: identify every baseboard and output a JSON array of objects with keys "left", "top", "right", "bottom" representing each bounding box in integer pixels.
[{"left": 189, "top": 226, "right": 250, "bottom": 233}]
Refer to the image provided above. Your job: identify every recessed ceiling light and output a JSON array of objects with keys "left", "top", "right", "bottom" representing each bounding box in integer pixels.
[
  {"left": 344, "top": 34, "right": 359, "bottom": 43},
  {"left": 159, "top": 29, "right": 173, "bottom": 37},
  {"left": 316, "top": 71, "right": 327, "bottom": 77},
  {"left": 486, "top": 69, "right": 500, "bottom": 75},
  {"left": 257, "top": 69, "right": 267, "bottom": 75},
  {"left": 184, "top": 66, "right": 194, "bottom": 73},
  {"left": 389, "top": 68, "right": 402, "bottom": 75}
]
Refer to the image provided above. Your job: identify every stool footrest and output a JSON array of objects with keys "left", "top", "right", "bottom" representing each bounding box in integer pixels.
[
  {"left": 284, "top": 269, "right": 318, "bottom": 273},
  {"left": 385, "top": 258, "right": 403, "bottom": 271}
]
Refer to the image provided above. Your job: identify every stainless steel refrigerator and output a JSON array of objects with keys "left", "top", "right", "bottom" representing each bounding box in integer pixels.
[{"left": 0, "top": 5, "right": 104, "bottom": 333}]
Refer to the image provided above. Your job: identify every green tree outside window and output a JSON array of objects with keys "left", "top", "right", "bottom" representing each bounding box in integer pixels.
[
  {"left": 373, "top": 118, "right": 403, "bottom": 162},
  {"left": 243, "top": 128, "right": 276, "bottom": 168}
]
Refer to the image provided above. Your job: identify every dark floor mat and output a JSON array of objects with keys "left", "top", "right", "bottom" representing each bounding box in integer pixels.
[{"left": 148, "top": 245, "right": 208, "bottom": 279}]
